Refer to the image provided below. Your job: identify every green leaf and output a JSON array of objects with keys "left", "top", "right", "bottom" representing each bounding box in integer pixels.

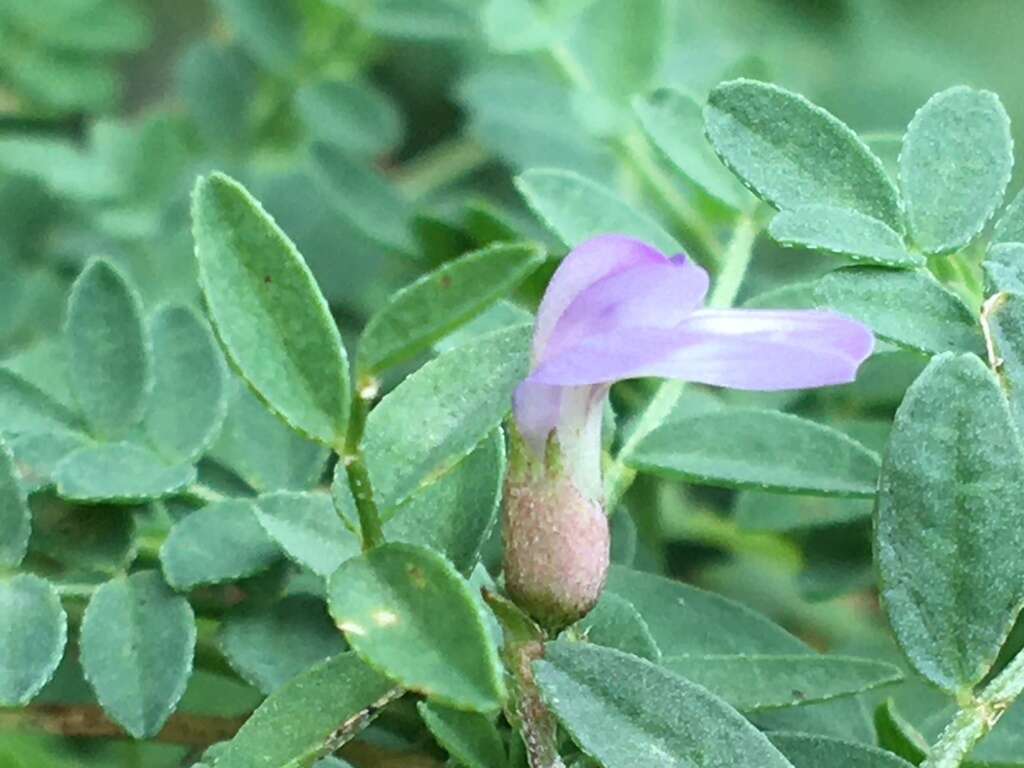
[
  {"left": 574, "top": 0, "right": 668, "bottom": 101},
  {"left": 993, "top": 187, "right": 1024, "bottom": 246},
  {"left": 192, "top": 172, "right": 351, "bottom": 447},
  {"left": 357, "top": 242, "right": 544, "bottom": 375},
  {"left": 161, "top": 499, "right": 282, "bottom": 590},
  {"left": 65, "top": 258, "right": 151, "bottom": 439},
  {"left": 768, "top": 205, "right": 921, "bottom": 268},
  {"left": 816, "top": 267, "right": 984, "bottom": 355},
  {"left": 328, "top": 542, "right": 506, "bottom": 712},
  {"left": 310, "top": 143, "right": 414, "bottom": 254},
  {"left": 515, "top": 168, "right": 682, "bottom": 253},
  {"left": 383, "top": 428, "right": 504, "bottom": 574},
  {"left": 769, "top": 732, "right": 915, "bottom": 768},
  {"left": 254, "top": 491, "right": 360, "bottom": 577},
  {"left": 210, "top": 652, "right": 396, "bottom": 768},
  {"left": 634, "top": 87, "right": 752, "bottom": 210},
  {"left": 0, "top": 439, "right": 30, "bottom": 567},
  {"left": 0, "top": 574, "right": 66, "bottom": 705},
  {"left": 53, "top": 442, "right": 195, "bottom": 503},
  {"left": 877, "top": 353, "right": 1024, "bottom": 691},
  {"left": 605, "top": 566, "right": 809, "bottom": 656},
  {"left": 363, "top": 325, "right": 530, "bottom": 510},
  {"left": 984, "top": 243, "right": 1024, "bottom": 295},
  {"left": 989, "top": 293, "right": 1024, "bottom": 435},
  {"left": 481, "top": 0, "right": 553, "bottom": 53},
  {"left": 629, "top": 409, "right": 880, "bottom": 497},
  {"left": 219, "top": 595, "right": 347, "bottom": 695},
  {"left": 80, "top": 571, "right": 195, "bottom": 738},
  {"left": 213, "top": 0, "right": 300, "bottom": 73},
  {"left": 9, "top": 431, "right": 90, "bottom": 494},
  {"left": 576, "top": 592, "right": 661, "bottom": 662},
  {"left": 705, "top": 79, "right": 901, "bottom": 230},
  {"left": 418, "top": 701, "right": 508, "bottom": 768},
  {"left": 296, "top": 78, "right": 402, "bottom": 156},
  {"left": 534, "top": 641, "right": 795, "bottom": 768},
  {"left": 330, "top": 462, "right": 360, "bottom": 533},
  {"left": 734, "top": 491, "right": 871, "bottom": 532},
  {"left": 900, "top": 86, "right": 1012, "bottom": 254},
  {"left": 144, "top": 305, "right": 228, "bottom": 463},
  {"left": 663, "top": 654, "right": 901, "bottom": 711},
  {"left": 0, "top": 368, "right": 81, "bottom": 436},
  {"left": 209, "top": 383, "right": 329, "bottom": 493}
]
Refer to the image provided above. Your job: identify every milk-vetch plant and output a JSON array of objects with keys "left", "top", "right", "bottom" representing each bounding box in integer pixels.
[{"left": 4, "top": 3, "right": 1024, "bottom": 768}]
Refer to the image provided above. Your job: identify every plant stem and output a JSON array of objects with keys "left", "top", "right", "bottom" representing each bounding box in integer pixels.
[
  {"left": 602, "top": 215, "right": 758, "bottom": 506},
  {"left": 393, "top": 136, "right": 491, "bottom": 200},
  {"left": 922, "top": 650, "right": 1024, "bottom": 767},
  {"left": 341, "top": 385, "right": 386, "bottom": 551}
]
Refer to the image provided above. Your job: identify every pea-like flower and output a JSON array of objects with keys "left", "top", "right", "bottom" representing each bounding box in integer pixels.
[{"left": 503, "top": 234, "right": 874, "bottom": 630}]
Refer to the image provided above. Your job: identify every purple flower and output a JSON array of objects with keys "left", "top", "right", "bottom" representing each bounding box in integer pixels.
[
  {"left": 502, "top": 234, "right": 873, "bottom": 630},
  {"left": 514, "top": 234, "right": 875, "bottom": 500}
]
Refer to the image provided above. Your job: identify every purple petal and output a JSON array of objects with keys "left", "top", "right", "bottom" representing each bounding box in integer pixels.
[
  {"left": 533, "top": 235, "right": 705, "bottom": 360},
  {"left": 529, "top": 309, "right": 874, "bottom": 391},
  {"left": 540, "top": 253, "right": 709, "bottom": 365}
]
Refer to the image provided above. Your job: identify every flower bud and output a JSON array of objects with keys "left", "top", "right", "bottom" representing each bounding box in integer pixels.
[{"left": 502, "top": 429, "right": 610, "bottom": 632}]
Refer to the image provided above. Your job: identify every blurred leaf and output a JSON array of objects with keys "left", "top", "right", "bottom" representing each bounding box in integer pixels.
[
  {"left": 213, "top": 0, "right": 301, "bottom": 73},
  {"left": 768, "top": 206, "right": 921, "bottom": 268},
  {"left": 993, "top": 188, "right": 1024, "bottom": 247},
  {"left": 576, "top": 592, "right": 661, "bottom": 662},
  {"left": 634, "top": 87, "right": 752, "bottom": 210},
  {"left": 177, "top": 42, "right": 257, "bottom": 148},
  {"left": 213, "top": 652, "right": 395, "bottom": 768},
  {"left": 816, "top": 267, "right": 984, "bottom": 355},
  {"left": 0, "top": 136, "right": 120, "bottom": 201},
  {"left": 0, "top": 0, "right": 149, "bottom": 53},
  {"left": 53, "top": 442, "right": 195, "bottom": 503},
  {"left": 161, "top": 500, "right": 281, "bottom": 590},
  {"left": 574, "top": 0, "right": 668, "bottom": 101},
  {"left": 145, "top": 305, "right": 228, "bottom": 464},
  {"left": 877, "top": 353, "right": 1024, "bottom": 691},
  {"left": 384, "top": 428, "right": 504, "bottom": 574},
  {"left": 65, "top": 258, "right": 151, "bottom": 439},
  {"left": 0, "top": 368, "right": 81, "bottom": 436},
  {"left": 769, "top": 732, "right": 914, "bottom": 768},
  {"left": 705, "top": 79, "right": 901, "bottom": 230},
  {"left": 363, "top": 325, "right": 530, "bottom": 510},
  {"left": 418, "top": 700, "right": 508, "bottom": 768},
  {"left": 663, "top": 654, "right": 901, "bottom": 711},
  {"left": 254, "top": 491, "right": 360, "bottom": 577},
  {"left": 219, "top": 595, "right": 347, "bottom": 695},
  {"left": 192, "top": 173, "right": 350, "bottom": 448},
  {"left": 80, "top": 571, "right": 195, "bottom": 738},
  {"left": 0, "top": 574, "right": 66, "bottom": 705},
  {"left": 310, "top": 143, "right": 415, "bottom": 254},
  {"left": 357, "top": 242, "right": 544, "bottom": 375},
  {"left": 630, "top": 409, "right": 880, "bottom": 497},
  {"left": 209, "top": 383, "right": 330, "bottom": 493},
  {"left": 481, "top": 0, "right": 553, "bottom": 53},
  {"left": 365, "top": 0, "right": 478, "bottom": 40},
  {"left": 297, "top": 78, "right": 403, "bottom": 156},
  {"left": 328, "top": 542, "right": 506, "bottom": 712},
  {"left": 0, "top": 439, "right": 29, "bottom": 567},
  {"left": 734, "top": 491, "right": 872, "bottom": 532},
  {"left": 605, "top": 566, "right": 809, "bottom": 656},
  {"left": 984, "top": 243, "right": 1024, "bottom": 295},
  {"left": 516, "top": 168, "right": 681, "bottom": 253},
  {"left": 29, "top": 494, "right": 135, "bottom": 574},
  {"left": 900, "top": 87, "right": 1012, "bottom": 254},
  {"left": 534, "top": 641, "right": 795, "bottom": 768},
  {"left": 8, "top": 430, "right": 89, "bottom": 494}
]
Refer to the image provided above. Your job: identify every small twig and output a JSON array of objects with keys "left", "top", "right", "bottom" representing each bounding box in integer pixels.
[{"left": 0, "top": 705, "right": 246, "bottom": 747}]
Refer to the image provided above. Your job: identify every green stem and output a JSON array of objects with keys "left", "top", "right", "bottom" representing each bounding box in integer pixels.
[
  {"left": 393, "top": 136, "right": 491, "bottom": 200},
  {"left": 922, "top": 651, "right": 1024, "bottom": 767},
  {"left": 602, "top": 216, "right": 758, "bottom": 506},
  {"left": 341, "top": 386, "right": 386, "bottom": 551}
]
